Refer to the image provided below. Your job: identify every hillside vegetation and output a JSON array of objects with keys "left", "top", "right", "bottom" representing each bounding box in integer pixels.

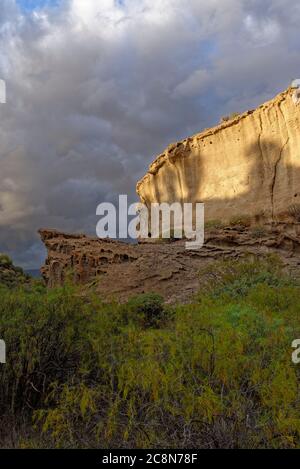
[
  {"left": 0, "top": 256, "right": 300, "bottom": 448},
  {"left": 0, "top": 254, "right": 29, "bottom": 288}
]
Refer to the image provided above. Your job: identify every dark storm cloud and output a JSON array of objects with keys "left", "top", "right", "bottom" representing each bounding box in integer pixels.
[{"left": 0, "top": 0, "right": 300, "bottom": 268}]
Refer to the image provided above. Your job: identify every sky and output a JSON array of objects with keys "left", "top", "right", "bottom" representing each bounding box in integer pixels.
[
  {"left": 17, "top": 0, "right": 54, "bottom": 9},
  {"left": 0, "top": 0, "right": 300, "bottom": 269}
]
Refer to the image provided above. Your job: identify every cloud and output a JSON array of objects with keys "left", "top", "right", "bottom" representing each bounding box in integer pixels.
[
  {"left": 173, "top": 69, "right": 210, "bottom": 98},
  {"left": 244, "top": 14, "right": 281, "bottom": 46},
  {"left": 0, "top": 0, "right": 300, "bottom": 268}
]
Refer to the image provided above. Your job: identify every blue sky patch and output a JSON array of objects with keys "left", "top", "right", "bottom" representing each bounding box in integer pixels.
[{"left": 17, "top": 0, "right": 59, "bottom": 11}]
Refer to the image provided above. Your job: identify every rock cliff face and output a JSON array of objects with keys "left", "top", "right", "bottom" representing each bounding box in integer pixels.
[
  {"left": 39, "top": 87, "right": 300, "bottom": 301},
  {"left": 40, "top": 224, "right": 300, "bottom": 303},
  {"left": 137, "top": 88, "right": 300, "bottom": 223}
]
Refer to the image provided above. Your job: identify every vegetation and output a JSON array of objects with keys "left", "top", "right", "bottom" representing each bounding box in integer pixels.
[
  {"left": 204, "top": 219, "right": 226, "bottom": 230},
  {"left": 0, "top": 256, "right": 300, "bottom": 448},
  {"left": 229, "top": 214, "right": 252, "bottom": 228},
  {"left": 250, "top": 225, "right": 267, "bottom": 239},
  {"left": 0, "top": 254, "right": 13, "bottom": 267},
  {"left": 288, "top": 204, "right": 300, "bottom": 222},
  {"left": 221, "top": 112, "right": 240, "bottom": 123},
  {"left": 0, "top": 254, "right": 29, "bottom": 289}
]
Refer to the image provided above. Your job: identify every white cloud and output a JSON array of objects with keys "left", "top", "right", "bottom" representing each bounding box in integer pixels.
[{"left": 244, "top": 14, "right": 281, "bottom": 46}]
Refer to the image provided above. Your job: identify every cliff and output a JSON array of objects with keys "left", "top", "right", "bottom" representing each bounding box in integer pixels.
[
  {"left": 137, "top": 88, "right": 300, "bottom": 223},
  {"left": 39, "top": 87, "right": 300, "bottom": 301}
]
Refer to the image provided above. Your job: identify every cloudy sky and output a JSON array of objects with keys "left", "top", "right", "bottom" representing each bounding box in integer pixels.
[{"left": 0, "top": 0, "right": 300, "bottom": 268}]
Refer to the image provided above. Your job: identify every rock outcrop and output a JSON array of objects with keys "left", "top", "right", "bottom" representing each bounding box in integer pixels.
[
  {"left": 137, "top": 88, "right": 300, "bottom": 224},
  {"left": 40, "top": 224, "right": 300, "bottom": 303}
]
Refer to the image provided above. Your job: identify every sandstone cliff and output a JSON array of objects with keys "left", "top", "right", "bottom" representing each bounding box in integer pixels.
[
  {"left": 137, "top": 88, "right": 300, "bottom": 223},
  {"left": 39, "top": 87, "right": 300, "bottom": 301}
]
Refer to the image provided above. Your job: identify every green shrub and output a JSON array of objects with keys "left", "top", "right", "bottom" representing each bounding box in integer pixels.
[
  {"left": 0, "top": 255, "right": 29, "bottom": 289},
  {"left": 0, "top": 284, "right": 94, "bottom": 417},
  {"left": 1, "top": 258, "right": 300, "bottom": 448},
  {"left": 0, "top": 254, "right": 12, "bottom": 267},
  {"left": 250, "top": 225, "right": 267, "bottom": 238},
  {"left": 122, "top": 293, "right": 169, "bottom": 328},
  {"left": 197, "top": 255, "right": 290, "bottom": 300}
]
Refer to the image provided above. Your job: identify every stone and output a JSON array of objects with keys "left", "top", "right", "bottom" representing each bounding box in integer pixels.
[
  {"left": 137, "top": 88, "right": 300, "bottom": 224},
  {"left": 39, "top": 224, "right": 300, "bottom": 303}
]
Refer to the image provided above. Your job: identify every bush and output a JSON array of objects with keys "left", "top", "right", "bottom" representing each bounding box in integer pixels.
[
  {"left": 250, "top": 226, "right": 267, "bottom": 238},
  {"left": 1, "top": 259, "right": 300, "bottom": 449},
  {"left": 197, "top": 255, "right": 290, "bottom": 300},
  {"left": 121, "top": 293, "right": 169, "bottom": 328},
  {"left": 0, "top": 254, "right": 12, "bottom": 267},
  {"left": 221, "top": 112, "right": 240, "bottom": 123},
  {"left": 0, "top": 255, "right": 29, "bottom": 289},
  {"left": 0, "top": 284, "right": 93, "bottom": 419}
]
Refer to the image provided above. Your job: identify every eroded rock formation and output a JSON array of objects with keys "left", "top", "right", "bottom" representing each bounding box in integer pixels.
[
  {"left": 40, "top": 224, "right": 300, "bottom": 303},
  {"left": 137, "top": 88, "right": 300, "bottom": 223}
]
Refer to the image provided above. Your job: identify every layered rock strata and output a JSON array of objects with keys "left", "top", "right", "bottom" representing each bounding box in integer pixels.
[{"left": 40, "top": 224, "right": 300, "bottom": 303}]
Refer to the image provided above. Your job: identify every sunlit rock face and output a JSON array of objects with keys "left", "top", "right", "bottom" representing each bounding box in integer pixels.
[
  {"left": 39, "top": 225, "right": 300, "bottom": 302},
  {"left": 137, "top": 88, "right": 300, "bottom": 223}
]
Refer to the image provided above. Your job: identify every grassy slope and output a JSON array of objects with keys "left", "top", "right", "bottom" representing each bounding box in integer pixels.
[{"left": 0, "top": 255, "right": 300, "bottom": 449}]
